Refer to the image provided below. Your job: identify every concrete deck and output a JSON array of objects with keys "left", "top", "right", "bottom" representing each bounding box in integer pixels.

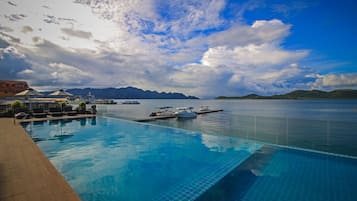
[{"left": 0, "top": 118, "right": 81, "bottom": 201}]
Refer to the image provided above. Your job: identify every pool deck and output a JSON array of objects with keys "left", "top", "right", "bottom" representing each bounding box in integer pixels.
[{"left": 0, "top": 118, "right": 81, "bottom": 201}]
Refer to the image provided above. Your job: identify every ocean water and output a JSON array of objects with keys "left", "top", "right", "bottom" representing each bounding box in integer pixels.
[{"left": 96, "top": 99, "right": 357, "bottom": 156}]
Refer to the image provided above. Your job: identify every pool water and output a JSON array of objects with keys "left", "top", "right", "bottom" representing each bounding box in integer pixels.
[
  {"left": 197, "top": 146, "right": 357, "bottom": 201},
  {"left": 22, "top": 117, "right": 357, "bottom": 201},
  {"left": 22, "top": 117, "right": 262, "bottom": 201}
]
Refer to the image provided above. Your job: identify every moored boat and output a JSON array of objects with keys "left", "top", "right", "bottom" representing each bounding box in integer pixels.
[
  {"left": 95, "top": 99, "right": 117, "bottom": 104},
  {"left": 150, "top": 106, "right": 174, "bottom": 116},
  {"left": 174, "top": 107, "right": 197, "bottom": 119},
  {"left": 121, "top": 100, "right": 140, "bottom": 104},
  {"left": 199, "top": 106, "right": 210, "bottom": 111}
]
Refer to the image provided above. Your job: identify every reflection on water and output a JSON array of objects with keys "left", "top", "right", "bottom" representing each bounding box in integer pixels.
[
  {"left": 49, "top": 119, "right": 60, "bottom": 125},
  {"left": 90, "top": 117, "right": 96, "bottom": 125},
  {"left": 97, "top": 99, "right": 357, "bottom": 156},
  {"left": 53, "top": 134, "right": 75, "bottom": 142},
  {"left": 22, "top": 117, "right": 97, "bottom": 143},
  {"left": 80, "top": 118, "right": 86, "bottom": 126},
  {"left": 33, "top": 120, "right": 45, "bottom": 126}
]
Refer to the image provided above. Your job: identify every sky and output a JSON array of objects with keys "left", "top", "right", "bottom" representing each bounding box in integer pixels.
[{"left": 0, "top": 0, "right": 356, "bottom": 97}]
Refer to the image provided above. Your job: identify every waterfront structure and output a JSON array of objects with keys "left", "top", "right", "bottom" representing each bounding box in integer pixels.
[{"left": 0, "top": 80, "right": 29, "bottom": 97}]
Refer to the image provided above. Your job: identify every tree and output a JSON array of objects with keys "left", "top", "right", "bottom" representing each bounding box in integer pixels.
[
  {"left": 11, "top": 100, "right": 24, "bottom": 114},
  {"left": 79, "top": 101, "right": 86, "bottom": 113}
]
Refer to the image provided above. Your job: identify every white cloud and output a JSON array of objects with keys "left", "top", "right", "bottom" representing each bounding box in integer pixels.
[
  {"left": 21, "top": 25, "right": 33, "bottom": 33},
  {"left": 0, "top": 45, "right": 25, "bottom": 58},
  {"left": 2, "top": 0, "right": 343, "bottom": 97},
  {"left": 168, "top": 19, "right": 309, "bottom": 96},
  {"left": 60, "top": 28, "right": 92, "bottom": 39},
  {"left": 18, "top": 61, "right": 92, "bottom": 87},
  {"left": 0, "top": 0, "right": 119, "bottom": 49},
  {"left": 208, "top": 19, "right": 291, "bottom": 48},
  {"left": 202, "top": 44, "right": 307, "bottom": 67},
  {"left": 313, "top": 73, "right": 357, "bottom": 88}
]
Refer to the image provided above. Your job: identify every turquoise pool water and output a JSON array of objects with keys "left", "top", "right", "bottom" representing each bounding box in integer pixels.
[{"left": 22, "top": 117, "right": 357, "bottom": 201}]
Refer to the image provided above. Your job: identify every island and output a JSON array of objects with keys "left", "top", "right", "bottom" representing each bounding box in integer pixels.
[{"left": 216, "top": 89, "right": 357, "bottom": 100}]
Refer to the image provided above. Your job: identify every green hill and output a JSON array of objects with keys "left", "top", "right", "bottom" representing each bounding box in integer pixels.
[{"left": 216, "top": 89, "right": 357, "bottom": 100}]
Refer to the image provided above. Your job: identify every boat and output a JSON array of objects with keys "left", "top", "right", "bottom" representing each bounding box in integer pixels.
[
  {"left": 95, "top": 99, "right": 117, "bottom": 104},
  {"left": 150, "top": 106, "right": 175, "bottom": 117},
  {"left": 174, "top": 107, "right": 197, "bottom": 119},
  {"left": 83, "top": 92, "right": 96, "bottom": 104},
  {"left": 121, "top": 100, "right": 140, "bottom": 104},
  {"left": 199, "top": 106, "right": 210, "bottom": 111}
]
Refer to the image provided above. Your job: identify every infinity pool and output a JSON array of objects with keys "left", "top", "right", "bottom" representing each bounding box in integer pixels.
[{"left": 22, "top": 117, "right": 357, "bottom": 201}]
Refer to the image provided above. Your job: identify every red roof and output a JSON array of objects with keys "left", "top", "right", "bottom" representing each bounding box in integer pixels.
[{"left": 0, "top": 80, "right": 29, "bottom": 97}]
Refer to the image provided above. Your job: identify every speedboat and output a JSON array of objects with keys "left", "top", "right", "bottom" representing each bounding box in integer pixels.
[
  {"left": 95, "top": 99, "right": 117, "bottom": 104},
  {"left": 174, "top": 107, "right": 197, "bottom": 119},
  {"left": 199, "top": 106, "right": 210, "bottom": 111},
  {"left": 150, "top": 106, "right": 174, "bottom": 116}
]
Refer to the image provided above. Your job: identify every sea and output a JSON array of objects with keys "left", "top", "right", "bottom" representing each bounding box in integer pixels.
[{"left": 95, "top": 99, "right": 357, "bottom": 157}]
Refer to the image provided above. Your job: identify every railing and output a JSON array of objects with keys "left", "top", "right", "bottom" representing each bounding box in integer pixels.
[
  {"left": 214, "top": 114, "right": 357, "bottom": 157},
  {"left": 98, "top": 106, "right": 357, "bottom": 157}
]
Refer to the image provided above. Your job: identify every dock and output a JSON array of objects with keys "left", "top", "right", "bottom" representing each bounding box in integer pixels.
[
  {"left": 195, "top": 109, "right": 224, "bottom": 115},
  {"left": 135, "top": 109, "right": 223, "bottom": 122}
]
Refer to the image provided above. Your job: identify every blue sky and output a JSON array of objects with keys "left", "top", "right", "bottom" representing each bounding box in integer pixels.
[{"left": 0, "top": 0, "right": 356, "bottom": 97}]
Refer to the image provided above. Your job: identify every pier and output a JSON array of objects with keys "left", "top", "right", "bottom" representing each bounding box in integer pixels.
[{"left": 135, "top": 109, "right": 223, "bottom": 122}]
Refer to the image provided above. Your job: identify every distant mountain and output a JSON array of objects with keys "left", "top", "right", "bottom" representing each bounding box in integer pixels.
[
  {"left": 216, "top": 89, "right": 357, "bottom": 100},
  {"left": 63, "top": 87, "right": 199, "bottom": 99}
]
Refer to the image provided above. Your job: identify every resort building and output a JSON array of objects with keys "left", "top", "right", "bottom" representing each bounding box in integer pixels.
[{"left": 0, "top": 80, "right": 29, "bottom": 97}]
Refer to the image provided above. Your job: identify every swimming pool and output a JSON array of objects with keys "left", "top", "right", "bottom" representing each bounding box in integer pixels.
[{"left": 22, "top": 117, "right": 357, "bottom": 201}]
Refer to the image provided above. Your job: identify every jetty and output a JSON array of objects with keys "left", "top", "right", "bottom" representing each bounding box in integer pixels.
[{"left": 135, "top": 109, "right": 223, "bottom": 122}]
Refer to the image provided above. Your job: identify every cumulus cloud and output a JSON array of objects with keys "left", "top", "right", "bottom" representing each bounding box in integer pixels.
[
  {"left": 4, "top": 14, "right": 26, "bottom": 22},
  {"left": 0, "top": 45, "right": 25, "bottom": 58},
  {"left": 8, "top": 1, "right": 16, "bottom": 7},
  {"left": 1, "top": 0, "right": 350, "bottom": 96},
  {"left": 21, "top": 25, "right": 33, "bottom": 33},
  {"left": 18, "top": 61, "right": 92, "bottom": 87},
  {"left": 43, "top": 15, "right": 60, "bottom": 24},
  {"left": 168, "top": 19, "right": 310, "bottom": 96},
  {"left": 0, "top": 44, "right": 30, "bottom": 80},
  {"left": 201, "top": 44, "right": 307, "bottom": 67},
  {"left": 61, "top": 28, "right": 93, "bottom": 39},
  {"left": 0, "top": 25, "right": 14, "bottom": 32},
  {"left": 313, "top": 73, "right": 357, "bottom": 88},
  {"left": 208, "top": 19, "right": 291, "bottom": 48}
]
